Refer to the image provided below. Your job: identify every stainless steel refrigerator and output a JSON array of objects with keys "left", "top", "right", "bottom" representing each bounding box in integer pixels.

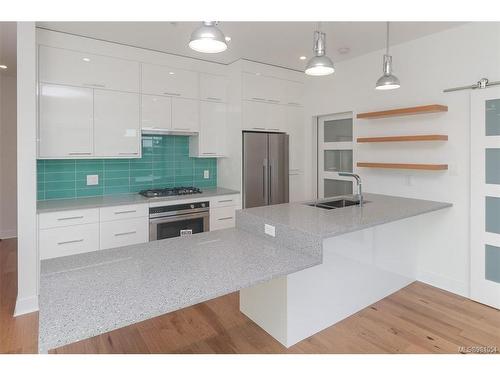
[{"left": 243, "top": 132, "right": 289, "bottom": 208}]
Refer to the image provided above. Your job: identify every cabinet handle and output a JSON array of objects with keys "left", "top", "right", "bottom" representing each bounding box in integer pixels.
[
  {"left": 218, "top": 199, "right": 233, "bottom": 203},
  {"left": 114, "top": 210, "right": 136, "bottom": 215},
  {"left": 114, "top": 231, "right": 137, "bottom": 237},
  {"left": 57, "top": 216, "right": 84, "bottom": 221},
  {"left": 217, "top": 217, "right": 233, "bottom": 221},
  {"left": 252, "top": 127, "right": 266, "bottom": 130},
  {"left": 206, "top": 97, "right": 222, "bottom": 101},
  {"left": 84, "top": 83, "right": 106, "bottom": 88},
  {"left": 118, "top": 152, "right": 138, "bottom": 155},
  {"left": 268, "top": 128, "right": 280, "bottom": 131},
  {"left": 57, "top": 239, "right": 84, "bottom": 245},
  {"left": 68, "top": 152, "right": 91, "bottom": 155},
  {"left": 202, "top": 152, "right": 217, "bottom": 155},
  {"left": 287, "top": 102, "right": 300, "bottom": 106},
  {"left": 251, "top": 97, "right": 266, "bottom": 101},
  {"left": 164, "top": 92, "right": 181, "bottom": 96},
  {"left": 267, "top": 99, "right": 280, "bottom": 103},
  {"left": 174, "top": 127, "right": 191, "bottom": 131}
]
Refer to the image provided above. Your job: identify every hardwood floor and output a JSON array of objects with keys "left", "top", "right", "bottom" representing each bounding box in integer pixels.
[{"left": 1, "top": 238, "right": 499, "bottom": 354}]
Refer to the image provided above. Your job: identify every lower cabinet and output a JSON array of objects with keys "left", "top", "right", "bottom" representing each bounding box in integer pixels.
[
  {"left": 39, "top": 223, "right": 99, "bottom": 260},
  {"left": 210, "top": 206, "right": 237, "bottom": 231},
  {"left": 100, "top": 217, "right": 148, "bottom": 250}
]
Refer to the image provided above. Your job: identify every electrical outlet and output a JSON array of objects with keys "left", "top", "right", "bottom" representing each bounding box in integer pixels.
[
  {"left": 264, "top": 224, "right": 276, "bottom": 237},
  {"left": 86, "top": 174, "right": 99, "bottom": 186},
  {"left": 204, "top": 170, "right": 210, "bottom": 179}
]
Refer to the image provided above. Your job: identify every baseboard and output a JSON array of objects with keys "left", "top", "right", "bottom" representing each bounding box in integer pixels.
[
  {"left": 0, "top": 229, "right": 17, "bottom": 239},
  {"left": 417, "top": 270, "right": 469, "bottom": 298},
  {"left": 14, "top": 295, "right": 39, "bottom": 316}
]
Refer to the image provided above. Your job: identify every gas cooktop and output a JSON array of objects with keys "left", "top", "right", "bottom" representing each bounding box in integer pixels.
[{"left": 139, "top": 186, "right": 202, "bottom": 198}]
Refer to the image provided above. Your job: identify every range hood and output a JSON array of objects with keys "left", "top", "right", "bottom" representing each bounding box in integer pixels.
[{"left": 141, "top": 128, "right": 199, "bottom": 136}]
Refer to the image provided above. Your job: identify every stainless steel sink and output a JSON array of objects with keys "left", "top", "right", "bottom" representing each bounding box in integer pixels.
[{"left": 306, "top": 198, "right": 364, "bottom": 210}]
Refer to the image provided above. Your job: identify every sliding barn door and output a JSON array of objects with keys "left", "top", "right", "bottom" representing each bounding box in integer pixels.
[{"left": 470, "top": 87, "right": 500, "bottom": 309}]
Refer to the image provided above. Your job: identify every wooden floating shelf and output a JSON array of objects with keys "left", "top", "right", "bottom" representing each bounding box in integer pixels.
[
  {"left": 357, "top": 162, "right": 448, "bottom": 171},
  {"left": 357, "top": 134, "right": 448, "bottom": 143},
  {"left": 357, "top": 104, "right": 448, "bottom": 119}
]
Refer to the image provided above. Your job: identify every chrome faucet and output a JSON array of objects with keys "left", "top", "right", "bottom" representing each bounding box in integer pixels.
[{"left": 338, "top": 172, "right": 363, "bottom": 206}]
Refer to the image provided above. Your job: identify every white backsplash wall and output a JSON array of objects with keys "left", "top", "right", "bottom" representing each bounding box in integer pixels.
[{"left": 302, "top": 22, "right": 500, "bottom": 297}]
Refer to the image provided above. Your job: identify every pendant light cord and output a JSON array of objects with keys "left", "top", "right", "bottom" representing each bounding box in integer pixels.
[{"left": 386, "top": 22, "right": 390, "bottom": 55}]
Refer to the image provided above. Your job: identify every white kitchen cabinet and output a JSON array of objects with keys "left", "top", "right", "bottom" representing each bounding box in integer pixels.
[
  {"left": 285, "top": 105, "right": 305, "bottom": 172},
  {"left": 171, "top": 97, "right": 200, "bottom": 133},
  {"left": 242, "top": 72, "right": 285, "bottom": 104},
  {"left": 190, "top": 101, "right": 226, "bottom": 157},
  {"left": 242, "top": 100, "right": 286, "bottom": 132},
  {"left": 38, "top": 45, "right": 140, "bottom": 93},
  {"left": 39, "top": 83, "right": 94, "bottom": 158},
  {"left": 94, "top": 90, "right": 141, "bottom": 158},
  {"left": 39, "top": 223, "right": 99, "bottom": 260},
  {"left": 200, "top": 73, "right": 227, "bottom": 102},
  {"left": 210, "top": 206, "right": 236, "bottom": 231},
  {"left": 100, "top": 204, "right": 149, "bottom": 222},
  {"left": 39, "top": 208, "right": 99, "bottom": 229},
  {"left": 142, "top": 63, "right": 199, "bottom": 99},
  {"left": 284, "top": 80, "right": 304, "bottom": 106},
  {"left": 141, "top": 94, "right": 172, "bottom": 131},
  {"left": 100, "top": 217, "right": 149, "bottom": 250}
]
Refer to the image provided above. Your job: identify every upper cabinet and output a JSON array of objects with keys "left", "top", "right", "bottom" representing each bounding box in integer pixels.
[
  {"left": 142, "top": 63, "right": 199, "bottom": 99},
  {"left": 242, "top": 72, "right": 303, "bottom": 106},
  {"left": 171, "top": 98, "right": 200, "bottom": 133},
  {"left": 141, "top": 94, "right": 172, "bottom": 131},
  {"left": 190, "top": 101, "right": 227, "bottom": 158},
  {"left": 200, "top": 73, "right": 227, "bottom": 103},
  {"left": 242, "top": 100, "right": 286, "bottom": 132},
  {"left": 94, "top": 90, "right": 141, "bottom": 158},
  {"left": 284, "top": 80, "right": 304, "bottom": 106},
  {"left": 38, "top": 45, "right": 140, "bottom": 93},
  {"left": 39, "top": 84, "right": 94, "bottom": 158}
]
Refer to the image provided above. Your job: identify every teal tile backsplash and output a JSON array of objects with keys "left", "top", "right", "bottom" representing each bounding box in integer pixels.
[{"left": 37, "top": 135, "right": 217, "bottom": 200}]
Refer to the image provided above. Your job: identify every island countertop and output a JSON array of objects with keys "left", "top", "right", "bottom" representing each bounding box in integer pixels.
[
  {"left": 38, "top": 192, "right": 452, "bottom": 352},
  {"left": 39, "top": 227, "right": 320, "bottom": 353},
  {"left": 236, "top": 193, "right": 452, "bottom": 240}
]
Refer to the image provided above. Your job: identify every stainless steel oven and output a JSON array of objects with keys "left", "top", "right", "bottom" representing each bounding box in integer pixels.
[{"left": 149, "top": 201, "right": 210, "bottom": 241}]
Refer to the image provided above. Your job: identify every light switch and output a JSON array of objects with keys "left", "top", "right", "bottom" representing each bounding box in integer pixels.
[
  {"left": 86, "top": 174, "right": 99, "bottom": 186},
  {"left": 204, "top": 170, "right": 210, "bottom": 179}
]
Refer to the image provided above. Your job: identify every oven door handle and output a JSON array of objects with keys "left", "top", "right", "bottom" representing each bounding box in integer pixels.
[{"left": 149, "top": 212, "right": 209, "bottom": 224}]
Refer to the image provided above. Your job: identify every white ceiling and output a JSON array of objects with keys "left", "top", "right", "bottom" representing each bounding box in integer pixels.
[
  {"left": 37, "top": 22, "right": 466, "bottom": 71},
  {"left": 0, "top": 22, "right": 16, "bottom": 77}
]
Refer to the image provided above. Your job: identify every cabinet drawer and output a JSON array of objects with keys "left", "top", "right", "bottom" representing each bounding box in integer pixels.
[
  {"left": 100, "top": 217, "right": 149, "bottom": 250},
  {"left": 210, "top": 206, "right": 236, "bottom": 231},
  {"left": 210, "top": 194, "right": 240, "bottom": 208},
  {"left": 39, "top": 208, "right": 99, "bottom": 229},
  {"left": 100, "top": 204, "right": 148, "bottom": 222},
  {"left": 39, "top": 223, "right": 99, "bottom": 260}
]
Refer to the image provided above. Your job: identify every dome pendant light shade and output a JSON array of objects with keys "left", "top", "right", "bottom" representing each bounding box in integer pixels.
[
  {"left": 375, "top": 22, "right": 400, "bottom": 90},
  {"left": 305, "top": 30, "right": 335, "bottom": 76},
  {"left": 189, "top": 21, "right": 228, "bottom": 54}
]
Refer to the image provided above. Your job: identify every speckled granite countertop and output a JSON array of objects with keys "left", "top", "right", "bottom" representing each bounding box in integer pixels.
[
  {"left": 36, "top": 187, "right": 240, "bottom": 213},
  {"left": 38, "top": 192, "right": 451, "bottom": 353},
  {"left": 39, "top": 228, "right": 320, "bottom": 353},
  {"left": 237, "top": 193, "right": 452, "bottom": 239}
]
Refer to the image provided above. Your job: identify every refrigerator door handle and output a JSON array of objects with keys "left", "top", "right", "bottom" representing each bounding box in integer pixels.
[
  {"left": 262, "top": 164, "right": 266, "bottom": 199},
  {"left": 269, "top": 163, "right": 272, "bottom": 203}
]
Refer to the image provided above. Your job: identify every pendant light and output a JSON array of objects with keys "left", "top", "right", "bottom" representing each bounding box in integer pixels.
[
  {"left": 189, "top": 21, "right": 228, "bottom": 54},
  {"left": 305, "top": 23, "right": 335, "bottom": 76},
  {"left": 375, "top": 22, "right": 400, "bottom": 90}
]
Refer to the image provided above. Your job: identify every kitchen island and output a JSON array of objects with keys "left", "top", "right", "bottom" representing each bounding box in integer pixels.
[{"left": 39, "top": 193, "right": 451, "bottom": 352}]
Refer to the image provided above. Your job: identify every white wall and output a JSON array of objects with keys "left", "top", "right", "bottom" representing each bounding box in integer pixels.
[
  {"left": 15, "top": 22, "right": 38, "bottom": 316},
  {"left": 0, "top": 74, "right": 17, "bottom": 239},
  {"left": 302, "top": 22, "right": 500, "bottom": 296}
]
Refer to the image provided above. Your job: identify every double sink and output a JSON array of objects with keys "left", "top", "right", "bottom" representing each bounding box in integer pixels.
[{"left": 306, "top": 197, "right": 365, "bottom": 210}]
